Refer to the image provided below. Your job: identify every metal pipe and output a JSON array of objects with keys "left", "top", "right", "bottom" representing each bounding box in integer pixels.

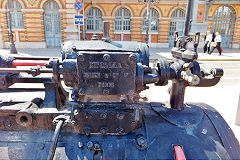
[
  {"left": 47, "top": 120, "right": 64, "bottom": 160},
  {"left": 183, "top": 0, "right": 193, "bottom": 36},
  {"left": 6, "top": 0, "right": 17, "bottom": 54}
]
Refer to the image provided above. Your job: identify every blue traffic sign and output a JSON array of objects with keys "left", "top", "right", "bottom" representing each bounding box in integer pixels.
[
  {"left": 74, "top": 1, "right": 83, "bottom": 11},
  {"left": 75, "top": 15, "right": 84, "bottom": 25}
]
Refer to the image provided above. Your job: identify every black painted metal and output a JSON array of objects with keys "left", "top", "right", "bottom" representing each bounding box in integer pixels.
[
  {"left": 47, "top": 119, "right": 64, "bottom": 160},
  {"left": 0, "top": 17, "right": 239, "bottom": 159}
]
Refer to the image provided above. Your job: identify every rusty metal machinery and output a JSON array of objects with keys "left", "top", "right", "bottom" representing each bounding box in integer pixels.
[
  {"left": 0, "top": 34, "right": 240, "bottom": 159},
  {"left": 1, "top": 0, "right": 240, "bottom": 157}
]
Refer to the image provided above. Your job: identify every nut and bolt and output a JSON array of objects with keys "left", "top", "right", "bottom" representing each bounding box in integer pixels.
[
  {"left": 137, "top": 136, "right": 147, "bottom": 147},
  {"left": 103, "top": 88, "right": 110, "bottom": 95},
  {"left": 103, "top": 54, "right": 110, "bottom": 61},
  {"left": 83, "top": 126, "right": 91, "bottom": 136},
  {"left": 117, "top": 113, "right": 124, "bottom": 120},
  {"left": 71, "top": 120, "right": 76, "bottom": 125},
  {"left": 38, "top": 143, "right": 45, "bottom": 150},
  {"left": 128, "top": 54, "right": 136, "bottom": 63},
  {"left": 100, "top": 112, "right": 107, "bottom": 119},
  {"left": 79, "top": 88, "right": 85, "bottom": 95},
  {"left": 87, "top": 141, "right": 94, "bottom": 150},
  {"left": 116, "top": 127, "right": 123, "bottom": 133},
  {"left": 123, "top": 72, "right": 129, "bottom": 77},
  {"left": 94, "top": 143, "right": 101, "bottom": 150},
  {"left": 78, "top": 53, "right": 85, "bottom": 61},
  {"left": 100, "top": 127, "right": 108, "bottom": 134}
]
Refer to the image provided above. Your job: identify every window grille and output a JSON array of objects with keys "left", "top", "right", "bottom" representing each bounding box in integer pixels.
[
  {"left": 142, "top": 8, "right": 159, "bottom": 32},
  {"left": 86, "top": 8, "right": 103, "bottom": 32},
  {"left": 9, "top": 0, "right": 24, "bottom": 29},
  {"left": 169, "top": 9, "right": 185, "bottom": 36},
  {"left": 114, "top": 8, "right": 131, "bottom": 32}
]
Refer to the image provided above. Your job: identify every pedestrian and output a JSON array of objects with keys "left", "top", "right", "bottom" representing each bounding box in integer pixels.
[
  {"left": 209, "top": 32, "right": 222, "bottom": 56},
  {"left": 203, "top": 31, "right": 212, "bottom": 54}
]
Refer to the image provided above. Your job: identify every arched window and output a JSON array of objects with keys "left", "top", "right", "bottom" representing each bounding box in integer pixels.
[
  {"left": 142, "top": 8, "right": 159, "bottom": 32},
  {"left": 169, "top": 9, "right": 185, "bottom": 37},
  {"left": 86, "top": 8, "right": 103, "bottom": 32},
  {"left": 9, "top": 0, "right": 24, "bottom": 29},
  {"left": 114, "top": 8, "right": 131, "bottom": 32},
  {"left": 168, "top": 9, "right": 185, "bottom": 47},
  {"left": 212, "top": 6, "right": 235, "bottom": 48}
]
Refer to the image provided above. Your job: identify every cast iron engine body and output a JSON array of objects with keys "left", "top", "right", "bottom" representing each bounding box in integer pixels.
[{"left": 0, "top": 36, "right": 240, "bottom": 159}]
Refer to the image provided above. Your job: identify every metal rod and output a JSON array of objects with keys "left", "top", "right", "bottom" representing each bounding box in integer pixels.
[
  {"left": 13, "top": 56, "right": 52, "bottom": 60},
  {"left": 6, "top": 0, "right": 17, "bottom": 54},
  {"left": 183, "top": 0, "right": 193, "bottom": 36},
  {"left": 82, "top": 0, "right": 85, "bottom": 40},
  {"left": 47, "top": 120, "right": 64, "bottom": 160},
  {"left": 170, "top": 80, "right": 186, "bottom": 110},
  {"left": 0, "top": 68, "right": 53, "bottom": 74},
  {"left": 12, "top": 77, "right": 52, "bottom": 83}
]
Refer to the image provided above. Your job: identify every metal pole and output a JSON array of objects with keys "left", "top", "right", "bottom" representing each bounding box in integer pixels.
[
  {"left": 183, "top": 0, "right": 193, "bottom": 36},
  {"left": 78, "top": 11, "right": 81, "bottom": 40},
  {"left": 145, "top": 0, "right": 151, "bottom": 45},
  {"left": 7, "top": 0, "right": 18, "bottom": 54},
  {"left": 82, "top": 0, "right": 85, "bottom": 40}
]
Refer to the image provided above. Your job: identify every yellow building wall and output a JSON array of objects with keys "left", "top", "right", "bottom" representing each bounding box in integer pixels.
[{"left": 208, "top": 4, "right": 240, "bottom": 47}]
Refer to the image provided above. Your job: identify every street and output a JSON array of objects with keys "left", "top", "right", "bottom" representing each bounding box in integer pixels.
[{"left": 0, "top": 50, "right": 240, "bottom": 142}]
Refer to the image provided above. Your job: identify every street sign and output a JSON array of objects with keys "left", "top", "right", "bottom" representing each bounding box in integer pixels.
[
  {"left": 75, "top": 15, "right": 84, "bottom": 25},
  {"left": 74, "top": 1, "right": 83, "bottom": 11}
]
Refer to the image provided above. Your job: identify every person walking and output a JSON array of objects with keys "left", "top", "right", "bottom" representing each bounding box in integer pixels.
[
  {"left": 209, "top": 32, "right": 222, "bottom": 55},
  {"left": 203, "top": 31, "right": 212, "bottom": 54}
]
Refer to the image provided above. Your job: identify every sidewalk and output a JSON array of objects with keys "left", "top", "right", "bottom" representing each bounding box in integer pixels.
[
  {"left": 1, "top": 47, "right": 240, "bottom": 61},
  {"left": 150, "top": 48, "right": 240, "bottom": 61}
]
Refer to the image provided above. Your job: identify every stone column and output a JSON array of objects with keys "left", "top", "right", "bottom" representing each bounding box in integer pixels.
[
  {"left": 65, "top": 0, "right": 79, "bottom": 41},
  {"left": 131, "top": 18, "right": 142, "bottom": 42}
]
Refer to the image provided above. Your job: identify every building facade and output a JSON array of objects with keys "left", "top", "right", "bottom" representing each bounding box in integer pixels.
[{"left": 0, "top": 0, "right": 240, "bottom": 48}]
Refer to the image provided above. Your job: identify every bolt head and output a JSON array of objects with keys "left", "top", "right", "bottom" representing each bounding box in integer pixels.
[
  {"left": 128, "top": 54, "right": 136, "bottom": 63},
  {"left": 137, "top": 136, "right": 147, "bottom": 147},
  {"left": 78, "top": 53, "right": 85, "bottom": 61},
  {"left": 87, "top": 141, "right": 94, "bottom": 150},
  {"left": 103, "top": 88, "right": 110, "bottom": 95},
  {"left": 78, "top": 141, "right": 84, "bottom": 148},
  {"left": 103, "top": 54, "right": 110, "bottom": 61},
  {"left": 79, "top": 88, "right": 85, "bottom": 95},
  {"left": 94, "top": 143, "right": 101, "bottom": 150}
]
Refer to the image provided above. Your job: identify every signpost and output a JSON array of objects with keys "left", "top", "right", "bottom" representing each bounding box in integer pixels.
[
  {"left": 74, "top": 1, "right": 84, "bottom": 40},
  {"left": 74, "top": 1, "right": 83, "bottom": 11},
  {"left": 75, "top": 15, "right": 84, "bottom": 25}
]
